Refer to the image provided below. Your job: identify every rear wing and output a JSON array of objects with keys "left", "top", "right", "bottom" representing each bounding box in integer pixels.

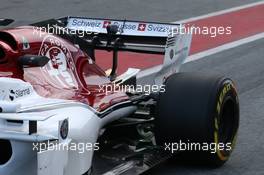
[
  {"left": 61, "top": 17, "right": 187, "bottom": 54},
  {"left": 32, "top": 17, "right": 192, "bottom": 84}
]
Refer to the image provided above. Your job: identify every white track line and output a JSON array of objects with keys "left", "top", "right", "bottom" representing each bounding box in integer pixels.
[
  {"left": 178, "top": 1, "right": 264, "bottom": 63},
  {"left": 176, "top": 0, "right": 264, "bottom": 23},
  {"left": 138, "top": 1, "right": 264, "bottom": 77},
  {"left": 138, "top": 32, "right": 264, "bottom": 79},
  {"left": 185, "top": 32, "right": 264, "bottom": 63}
]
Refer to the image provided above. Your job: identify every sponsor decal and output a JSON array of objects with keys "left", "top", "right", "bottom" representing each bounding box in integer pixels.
[
  {"left": 138, "top": 23, "right": 146, "bottom": 31},
  {"left": 214, "top": 81, "right": 235, "bottom": 161},
  {"left": 39, "top": 36, "right": 78, "bottom": 88},
  {"left": 103, "top": 21, "right": 111, "bottom": 28},
  {"left": 112, "top": 21, "right": 137, "bottom": 31},
  {"left": 60, "top": 119, "right": 69, "bottom": 140},
  {"left": 9, "top": 90, "right": 15, "bottom": 101},
  {"left": 9, "top": 88, "right": 31, "bottom": 101},
  {"left": 216, "top": 83, "right": 232, "bottom": 115},
  {"left": 147, "top": 24, "right": 171, "bottom": 33},
  {"left": 71, "top": 18, "right": 101, "bottom": 28},
  {"left": 22, "top": 36, "right": 30, "bottom": 50},
  {"left": 67, "top": 18, "right": 178, "bottom": 37}
]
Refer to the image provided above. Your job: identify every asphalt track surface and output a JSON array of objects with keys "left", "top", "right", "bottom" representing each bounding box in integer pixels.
[{"left": 1, "top": 0, "right": 264, "bottom": 175}]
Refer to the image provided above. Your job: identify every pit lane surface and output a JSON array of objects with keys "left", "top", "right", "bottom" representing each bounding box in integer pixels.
[{"left": 1, "top": 0, "right": 264, "bottom": 174}]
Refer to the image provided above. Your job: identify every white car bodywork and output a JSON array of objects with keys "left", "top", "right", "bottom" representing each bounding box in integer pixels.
[
  {"left": 0, "top": 78, "right": 136, "bottom": 175},
  {"left": 0, "top": 18, "right": 192, "bottom": 175}
]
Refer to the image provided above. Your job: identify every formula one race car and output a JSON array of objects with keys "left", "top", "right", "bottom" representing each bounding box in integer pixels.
[{"left": 0, "top": 17, "right": 239, "bottom": 175}]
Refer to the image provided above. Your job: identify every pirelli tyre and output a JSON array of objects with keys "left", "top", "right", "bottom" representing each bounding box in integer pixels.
[{"left": 154, "top": 73, "right": 239, "bottom": 167}]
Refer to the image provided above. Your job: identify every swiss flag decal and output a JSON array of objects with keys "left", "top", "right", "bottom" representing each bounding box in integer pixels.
[
  {"left": 103, "top": 21, "right": 111, "bottom": 28},
  {"left": 138, "top": 23, "right": 146, "bottom": 31}
]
